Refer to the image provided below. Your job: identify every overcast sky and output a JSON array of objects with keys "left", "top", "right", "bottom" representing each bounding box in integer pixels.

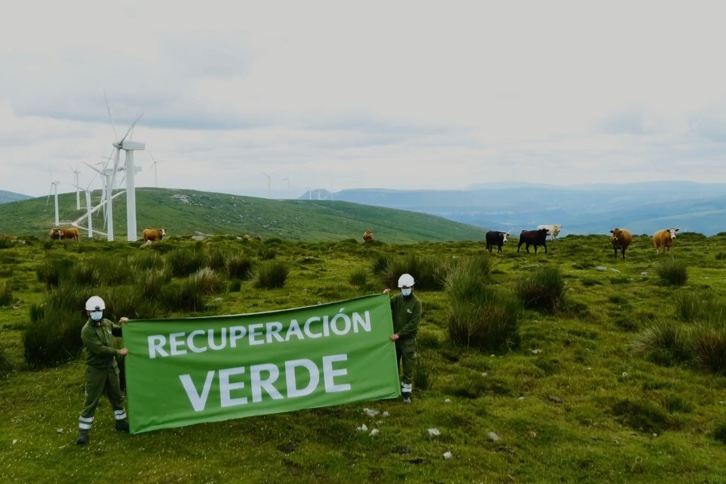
[{"left": 2, "top": 0, "right": 725, "bottom": 199}]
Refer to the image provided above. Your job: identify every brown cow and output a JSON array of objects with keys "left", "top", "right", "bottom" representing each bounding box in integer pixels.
[
  {"left": 653, "top": 228, "right": 679, "bottom": 253},
  {"left": 610, "top": 228, "right": 632, "bottom": 259},
  {"left": 143, "top": 228, "right": 166, "bottom": 242},
  {"left": 50, "top": 227, "right": 79, "bottom": 241},
  {"left": 363, "top": 230, "right": 374, "bottom": 242}
]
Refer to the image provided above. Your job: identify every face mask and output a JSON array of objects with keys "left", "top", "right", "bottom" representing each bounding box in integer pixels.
[
  {"left": 90, "top": 311, "right": 103, "bottom": 321},
  {"left": 401, "top": 288, "right": 412, "bottom": 297}
]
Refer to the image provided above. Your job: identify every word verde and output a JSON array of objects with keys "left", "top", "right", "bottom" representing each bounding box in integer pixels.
[
  {"left": 181, "top": 354, "right": 351, "bottom": 412},
  {"left": 147, "top": 311, "right": 372, "bottom": 358}
]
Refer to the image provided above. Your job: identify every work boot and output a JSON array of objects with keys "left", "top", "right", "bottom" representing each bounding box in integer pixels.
[
  {"left": 402, "top": 392, "right": 412, "bottom": 404},
  {"left": 115, "top": 420, "right": 129, "bottom": 432},
  {"left": 76, "top": 430, "right": 89, "bottom": 445}
]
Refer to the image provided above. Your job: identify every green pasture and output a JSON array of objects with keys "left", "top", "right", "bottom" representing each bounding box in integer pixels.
[{"left": 2, "top": 232, "right": 726, "bottom": 483}]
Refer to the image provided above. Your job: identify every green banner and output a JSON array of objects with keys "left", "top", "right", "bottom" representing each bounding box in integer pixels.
[{"left": 123, "top": 294, "right": 400, "bottom": 434}]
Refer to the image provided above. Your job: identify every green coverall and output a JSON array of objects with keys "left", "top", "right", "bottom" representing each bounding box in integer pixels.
[
  {"left": 390, "top": 292, "right": 422, "bottom": 395},
  {"left": 78, "top": 317, "right": 127, "bottom": 433}
]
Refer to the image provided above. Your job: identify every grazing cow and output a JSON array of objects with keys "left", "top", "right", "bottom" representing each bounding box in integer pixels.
[
  {"left": 517, "top": 228, "right": 549, "bottom": 254},
  {"left": 485, "top": 231, "right": 508, "bottom": 254},
  {"left": 49, "top": 227, "right": 79, "bottom": 241},
  {"left": 653, "top": 228, "right": 679, "bottom": 253},
  {"left": 143, "top": 228, "right": 166, "bottom": 242},
  {"left": 610, "top": 228, "right": 632, "bottom": 260},
  {"left": 363, "top": 230, "right": 374, "bottom": 242},
  {"left": 538, "top": 224, "right": 562, "bottom": 241}
]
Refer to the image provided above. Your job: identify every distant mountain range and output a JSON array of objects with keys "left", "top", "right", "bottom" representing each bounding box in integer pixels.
[
  {"left": 301, "top": 181, "right": 726, "bottom": 236},
  {"left": 0, "top": 190, "right": 32, "bottom": 204}
]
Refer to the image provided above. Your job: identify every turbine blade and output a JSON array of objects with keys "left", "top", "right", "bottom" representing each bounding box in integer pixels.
[
  {"left": 104, "top": 90, "right": 119, "bottom": 141},
  {"left": 119, "top": 113, "right": 144, "bottom": 144}
]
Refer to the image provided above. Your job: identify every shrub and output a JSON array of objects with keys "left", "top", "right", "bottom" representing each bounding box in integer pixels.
[
  {"left": 226, "top": 253, "right": 254, "bottom": 280},
  {"left": 612, "top": 399, "right": 671, "bottom": 433},
  {"left": 515, "top": 266, "right": 566, "bottom": 312},
  {"left": 384, "top": 253, "right": 450, "bottom": 291},
  {"left": 166, "top": 248, "right": 208, "bottom": 277},
  {"left": 413, "top": 356, "right": 432, "bottom": 391},
  {"left": 369, "top": 252, "right": 391, "bottom": 276},
  {"left": 130, "top": 251, "right": 165, "bottom": 271},
  {"left": 36, "top": 257, "right": 75, "bottom": 289},
  {"left": 24, "top": 292, "right": 88, "bottom": 369},
  {"left": 0, "top": 281, "right": 12, "bottom": 306},
  {"left": 0, "top": 237, "right": 13, "bottom": 249},
  {"left": 0, "top": 344, "right": 12, "bottom": 378},
  {"left": 713, "top": 422, "right": 726, "bottom": 444},
  {"left": 138, "top": 269, "right": 170, "bottom": 300},
  {"left": 190, "top": 267, "right": 224, "bottom": 295},
  {"left": 445, "top": 260, "right": 521, "bottom": 352},
  {"left": 655, "top": 258, "right": 688, "bottom": 286},
  {"left": 691, "top": 323, "right": 726, "bottom": 375},
  {"left": 631, "top": 320, "right": 694, "bottom": 367},
  {"left": 348, "top": 268, "right": 369, "bottom": 288},
  {"left": 160, "top": 279, "right": 206, "bottom": 312},
  {"left": 207, "top": 247, "right": 228, "bottom": 271},
  {"left": 258, "top": 246, "right": 277, "bottom": 260},
  {"left": 254, "top": 261, "right": 289, "bottom": 289},
  {"left": 104, "top": 285, "right": 162, "bottom": 320}
]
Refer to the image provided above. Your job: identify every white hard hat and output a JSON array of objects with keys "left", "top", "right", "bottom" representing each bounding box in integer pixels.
[
  {"left": 397, "top": 273, "right": 415, "bottom": 288},
  {"left": 85, "top": 295, "right": 105, "bottom": 311}
]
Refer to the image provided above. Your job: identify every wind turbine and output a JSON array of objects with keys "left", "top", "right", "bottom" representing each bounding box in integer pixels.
[
  {"left": 282, "top": 178, "right": 290, "bottom": 198},
  {"left": 46, "top": 181, "right": 60, "bottom": 226},
  {"left": 104, "top": 92, "right": 145, "bottom": 242},
  {"left": 149, "top": 152, "right": 164, "bottom": 188},
  {"left": 72, "top": 179, "right": 94, "bottom": 238},
  {"left": 70, "top": 165, "right": 81, "bottom": 210},
  {"left": 262, "top": 172, "right": 271, "bottom": 198}
]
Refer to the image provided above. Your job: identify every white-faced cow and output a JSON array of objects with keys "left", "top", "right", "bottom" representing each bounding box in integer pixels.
[
  {"left": 518, "top": 228, "right": 549, "bottom": 254},
  {"left": 143, "top": 228, "right": 166, "bottom": 242},
  {"left": 538, "top": 224, "right": 562, "bottom": 241},
  {"left": 610, "top": 228, "right": 632, "bottom": 260},
  {"left": 485, "top": 231, "right": 508, "bottom": 254},
  {"left": 653, "top": 228, "right": 679, "bottom": 253}
]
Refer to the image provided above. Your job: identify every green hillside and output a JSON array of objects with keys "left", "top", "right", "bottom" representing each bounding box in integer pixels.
[{"left": 0, "top": 188, "right": 484, "bottom": 243}]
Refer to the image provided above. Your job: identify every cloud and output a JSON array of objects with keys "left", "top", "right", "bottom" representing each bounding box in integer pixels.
[{"left": 3, "top": 0, "right": 726, "bottom": 199}]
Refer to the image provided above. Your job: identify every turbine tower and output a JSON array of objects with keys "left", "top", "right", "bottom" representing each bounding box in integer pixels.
[
  {"left": 105, "top": 92, "right": 145, "bottom": 242},
  {"left": 46, "top": 181, "right": 60, "bottom": 226},
  {"left": 262, "top": 172, "right": 271, "bottom": 198},
  {"left": 70, "top": 165, "right": 81, "bottom": 210}
]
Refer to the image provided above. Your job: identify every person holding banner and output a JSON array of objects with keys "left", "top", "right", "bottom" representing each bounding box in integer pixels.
[
  {"left": 76, "top": 295, "right": 130, "bottom": 445},
  {"left": 384, "top": 273, "right": 422, "bottom": 404}
]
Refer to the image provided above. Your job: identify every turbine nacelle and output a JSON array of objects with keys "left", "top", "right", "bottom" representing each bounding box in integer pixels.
[{"left": 115, "top": 140, "right": 146, "bottom": 151}]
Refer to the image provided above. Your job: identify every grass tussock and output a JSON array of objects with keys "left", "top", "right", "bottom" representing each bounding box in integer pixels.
[
  {"left": 631, "top": 320, "right": 694, "bottom": 367},
  {"left": 655, "top": 258, "right": 688, "bottom": 286},
  {"left": 0, "top": 280, "right": 12, "bottom": 306},
  {"left": 515, "top": 266, "right": 566, "bottom": 312},
  {"left": 254, "top": 261, "right": 289, "bottom": 289},
  {"left": 691, "top": 324, "right": 726, "bottom": 375},
  {"left": 226, "top": 253, "right": 254, "bottom": 280},
  {"left": 445, "top": 257, "right": 521, "bottom": 352},
  {"left": 383, "top": 253, "right": 450, "bottom": 291},
  {"left": 166, "top": 247, "right": 209, "bottom": 277}
]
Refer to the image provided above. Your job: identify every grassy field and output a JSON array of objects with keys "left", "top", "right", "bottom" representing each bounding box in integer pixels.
[{"left": 2, "top": 232, "right": 726, "bottom": 483}]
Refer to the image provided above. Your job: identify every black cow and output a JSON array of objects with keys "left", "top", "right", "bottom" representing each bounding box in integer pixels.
[
  {"left": 485, "top": 231, "right": 508, "bottom": 254},
  {"left": 517, "top": 228, "right": 549, "bottom": 254}
]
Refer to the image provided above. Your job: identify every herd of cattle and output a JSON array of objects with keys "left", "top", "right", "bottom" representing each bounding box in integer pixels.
[
  {"left": 486, "top": 225, "right": 680, "bottom": 259},
  {"left": 49, "top": 227, "right": 166, "bottom": 242},
  {"left": 45, "top": 224, "right": 679, "bottom": 259}
]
